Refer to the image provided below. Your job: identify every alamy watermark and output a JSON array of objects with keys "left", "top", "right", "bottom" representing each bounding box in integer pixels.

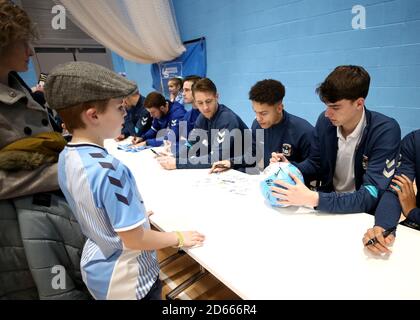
[
  {"left": 50, "top": 4, "right": 366, "bottom": 31},
  {"left": 352, "top": 5, "right": 366, "bottom": 30},
  {"left": 160, "top": 122, "right": 264, "bottom": 168},
  {"left": 51, "top": 265, "right": 66, "bottom": 290},
  {"left": 51, "top": 4, "right": 66, "bottom": 30}
]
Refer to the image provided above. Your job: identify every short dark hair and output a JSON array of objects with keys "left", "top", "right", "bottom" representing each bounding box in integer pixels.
[
  {"left": 144, "top": 92, "right": 166, "bottom": 109},
  {"left": 316, "top": 65, "right": 370, "bottom": 103},
  {"left": 168, "top": 77, "right": 183, "bottom": 88},
  {"left": 183, "top": 75, "right": 202, "bottom": 85},
  {"left": 192, "top": 78, "right": 217, "bottom": 97},
  {"left": 249, "top": 79, "right": 285, "bottom": 105}
]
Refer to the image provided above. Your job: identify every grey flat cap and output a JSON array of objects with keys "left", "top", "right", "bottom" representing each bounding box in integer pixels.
[{"left": 44, "top": 61, "right": 137, "bottom": 110}]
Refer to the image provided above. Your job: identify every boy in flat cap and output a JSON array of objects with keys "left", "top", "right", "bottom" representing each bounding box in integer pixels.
[{"left": 44, "top": 61, "right": 205, "bottom": 300}]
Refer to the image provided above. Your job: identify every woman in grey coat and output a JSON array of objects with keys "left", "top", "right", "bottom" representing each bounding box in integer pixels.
[{"left": 0, "top": 0, "right": 88, "bottom": 299}]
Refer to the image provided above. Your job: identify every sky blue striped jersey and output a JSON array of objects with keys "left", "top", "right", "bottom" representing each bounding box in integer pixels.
[{"left": 58, "top": 143, "right": 159, "bottom": 299}]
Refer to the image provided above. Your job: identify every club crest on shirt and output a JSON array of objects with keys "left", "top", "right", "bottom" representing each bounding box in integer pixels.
[
  {"left": 282, "top": 143, "right": 292, "bottom": 157},
  {"left": 362, "top": 155, "right": 369, "bottom": 170}
]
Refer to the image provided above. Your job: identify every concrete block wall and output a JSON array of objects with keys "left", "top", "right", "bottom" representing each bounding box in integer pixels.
[
  {"left": 19, "top": 0, "right": 420, "bottom": 136},
  {"left": 171, "top": 0, "right": 420, "bottom": 136}
]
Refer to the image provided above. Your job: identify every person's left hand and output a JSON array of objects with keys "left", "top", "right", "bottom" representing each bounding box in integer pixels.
[
  {"left": 390, "top": 174, "right": 417, "bottom": 217},
  {"left": 209, "top": 160, "right": 231, "bottom": 174},
  {"left": 157, "top": 156, "right": 176, "bottom": 170},
  {"left": 33, "top": 84, "right": 44, "bottom": 93},
  {"left": 115, "top": 134, "right": 125, "bottom": 142},
  {"left": 131, "top": 141, "right": 147, "bottom": 148},
  {"left": 271, "top": 173, "right": 319, "bottom": 207}
]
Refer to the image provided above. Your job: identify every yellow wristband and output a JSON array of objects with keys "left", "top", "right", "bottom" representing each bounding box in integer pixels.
[{"left": 175, "top": 231, "right": 184, "bottom": 248}]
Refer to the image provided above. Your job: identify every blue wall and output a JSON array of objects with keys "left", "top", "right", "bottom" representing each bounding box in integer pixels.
[
  {"left": 19, "top": 0, "right": 420, "bottom": 136},
  {"left": 166, "top": 0, "right": 420, "bottom": 136},
  {"left": 19, "top": 59, "right": 38, "bottom": 88}
]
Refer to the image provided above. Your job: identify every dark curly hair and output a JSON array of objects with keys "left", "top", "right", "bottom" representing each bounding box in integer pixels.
[
  {"left": 316, "top": 65, "right": 370, "bottom": 103},
  {"left": 0, "top": 0, "right": 38, "bottom": 56},
  {"left": 249, "top": 79, "right": 285, "bottom": 105}
]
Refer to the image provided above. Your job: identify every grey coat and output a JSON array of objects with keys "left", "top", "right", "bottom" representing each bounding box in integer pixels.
[
  {"left": 1, "top": 194, "right": 90, "bottom": 299},
  {"left": 0, "top": 73, "right": 59, "bottom": 200},
  {"left": 0, "top": 73, "right": 89, "bottom": 299}
]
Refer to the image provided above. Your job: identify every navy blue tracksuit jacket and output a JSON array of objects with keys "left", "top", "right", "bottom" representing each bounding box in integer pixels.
[
  {"left": 121, "top": 95, "right": 152, "bottom": 138},
  {"left": 183, "top": 108, "right": 200, "bottom": 138},
  {"left": 251, "top": 110, "right": 314, "bottom": 169},
  {"left": 296, "top": 107, "right": 401, "bottom": 214},
  {"left": 141, "top": 101, "right": 186, "bottom": 147},
  {"left": 176, "top": 104, "right": 249, "bottom": 169},
  {"left": 375, "top": 130, "right": 420, "bottom": 229}
]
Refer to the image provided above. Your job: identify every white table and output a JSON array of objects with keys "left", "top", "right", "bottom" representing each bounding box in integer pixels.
[{"left": 105, "top": 140, "right": 420, "bottom": 299}]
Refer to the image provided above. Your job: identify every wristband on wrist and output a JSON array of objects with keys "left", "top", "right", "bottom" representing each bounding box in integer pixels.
[{"left": 175, "top": 231, "right": 184, "bottom": 248}]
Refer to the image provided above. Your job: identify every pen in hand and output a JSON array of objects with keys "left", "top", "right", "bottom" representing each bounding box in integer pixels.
[
  {"left": 150, "top": 149, "right": 162, "bottom": 157},
  {"left": 365, "top": 226, "right": 396, "bottom": 246}
]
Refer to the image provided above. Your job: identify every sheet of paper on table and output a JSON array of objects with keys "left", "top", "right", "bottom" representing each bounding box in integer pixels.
[{"left": 191, "top": 169, "right": 260, "bottom": 196}]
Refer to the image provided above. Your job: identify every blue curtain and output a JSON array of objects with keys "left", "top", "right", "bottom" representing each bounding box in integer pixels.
[{"left": 151, "top": 37, "right": 206, "bottom": 97}]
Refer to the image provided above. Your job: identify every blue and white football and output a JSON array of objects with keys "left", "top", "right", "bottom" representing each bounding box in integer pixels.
[{"left": 260, "top": 162, "right": 304, "bottom": 207}]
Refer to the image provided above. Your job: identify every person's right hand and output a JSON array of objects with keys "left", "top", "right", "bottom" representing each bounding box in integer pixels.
[
  {"left": 115, "top": 134, "right": 125, "bottom": 142},
  {"left": 179, "top": 231, "right": 205, "bottom": 248},
  {"left": 363, "top": 226, "right": 395, "bottom": 255},
  {"left": 270, "top": 152, "right": 289, "bottom": 164},
  {"left": 162, "top": 140, "right": 173, "bottom": 156},
  {"left": 157, "top": 156, "right": 176, "bottom": 170}
]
